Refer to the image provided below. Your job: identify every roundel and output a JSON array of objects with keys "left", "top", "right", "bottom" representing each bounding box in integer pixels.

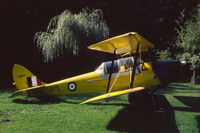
[{"left": 68, "top": 82, "right": 77, "bottom": 91}]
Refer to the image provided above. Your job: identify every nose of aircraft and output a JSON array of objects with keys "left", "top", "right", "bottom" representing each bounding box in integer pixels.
[{"left": 152, "top": 60, "right": 187, "bottom": 85}]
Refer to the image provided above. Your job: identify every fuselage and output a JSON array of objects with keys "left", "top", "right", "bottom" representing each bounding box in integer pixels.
[{"left": 30, "top": 57, "right": 185, "bottom": 96}]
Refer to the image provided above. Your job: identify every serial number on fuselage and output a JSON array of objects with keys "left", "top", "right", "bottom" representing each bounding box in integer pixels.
[
  {"left": 46, "top": 86, "right": 60, "bottom": 94},
  {"left": 17, "top": 74, "right": 26, "bottom": 78}
]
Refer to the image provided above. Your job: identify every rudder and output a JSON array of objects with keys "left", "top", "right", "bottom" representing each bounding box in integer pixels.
[{"left": 12, "top": 64, "right": 45, "bottom": 90}]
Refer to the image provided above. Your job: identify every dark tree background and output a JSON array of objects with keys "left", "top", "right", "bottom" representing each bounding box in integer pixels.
[{"left": 0, "top": 0, "right": 199, "bottom": 89}]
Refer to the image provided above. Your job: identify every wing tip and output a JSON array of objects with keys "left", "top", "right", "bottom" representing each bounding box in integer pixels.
[{"left": 79, "top": 102, "right": 85, "bottom": 105}]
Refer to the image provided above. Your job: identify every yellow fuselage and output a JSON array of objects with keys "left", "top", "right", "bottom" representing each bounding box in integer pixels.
[{"left": 31, "top": 62, "right": 161, "bottom": 96}]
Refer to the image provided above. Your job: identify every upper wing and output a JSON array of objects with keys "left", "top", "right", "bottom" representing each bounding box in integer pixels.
[
  {"left": 87, "top": 32, "right": 154, "bottom": 55},
  {"left": 80, "top": 87, "right": 145, "bottom": 104},
  {"left": 8, "top": 85, "right": 45, "bottom": 98}
]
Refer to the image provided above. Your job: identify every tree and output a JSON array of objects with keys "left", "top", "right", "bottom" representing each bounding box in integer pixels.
[
  {"left": 175, "top": 11, "right": 200, "bottom": 84},
  {"left": 156, "top": 48, "right": 172, "bottom": 60},
  {"left": 34, "top": 8, "right": 109, "bottom": 62}
]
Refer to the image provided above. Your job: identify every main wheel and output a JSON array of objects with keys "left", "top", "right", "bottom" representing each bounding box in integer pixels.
[{"left": 128, "top": 89, "right": 150, "bottom": 105}]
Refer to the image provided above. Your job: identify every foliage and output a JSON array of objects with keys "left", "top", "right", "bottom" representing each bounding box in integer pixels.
[
  {"left": 175, "top": 11, "right": 200, "bottom": 71},
  {"left": 156, "top": 48, "right": 172, "bottom": 60},
  {"left": 34, "top": 8, "right": 109, "bottom": 62},
  {"left": 174, "top": 10, "right": 200, "bottom": 84},
  {"left": 177, "top": 53, "right": 200, "bottom": 71}
]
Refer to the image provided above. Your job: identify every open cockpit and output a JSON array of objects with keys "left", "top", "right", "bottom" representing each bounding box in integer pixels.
[
  {"left": 95, "top": 56, "right": 150, "bottom": 77},
  {"left": 95, "top": 57, "right": 134, "bottom": 76}
]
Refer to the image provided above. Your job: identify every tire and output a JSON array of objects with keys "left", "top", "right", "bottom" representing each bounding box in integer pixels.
[{"left": 128, "top": 89, "right": 149, "bottom": 105}]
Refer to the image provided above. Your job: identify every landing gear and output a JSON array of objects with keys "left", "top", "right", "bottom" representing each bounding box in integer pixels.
[
  {"left": 128, "top": 89, "right": 165, "bottom": 113},
  {"left": 128, "top": 89, "right": 149, "bottom": 105},
  {"left": 150, "top": 92, "right": 165, "bottom": 113}
]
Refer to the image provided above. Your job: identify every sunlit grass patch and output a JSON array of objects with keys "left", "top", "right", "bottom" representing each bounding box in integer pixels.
[{"left": 0, "top": 82, "right": 200, "bottom": 133}]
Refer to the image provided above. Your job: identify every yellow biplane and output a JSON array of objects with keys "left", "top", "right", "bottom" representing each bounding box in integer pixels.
[{"left": 9, "top": 32, "right": 186, "bottom": 106}]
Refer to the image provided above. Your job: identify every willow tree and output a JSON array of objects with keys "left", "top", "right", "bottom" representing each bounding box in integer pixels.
[
  {"left": 34, "top": 8, "right": 109, "bottom": 62},
  {"left": 175, "top": 11, "right": 200, "bottom": 84}
]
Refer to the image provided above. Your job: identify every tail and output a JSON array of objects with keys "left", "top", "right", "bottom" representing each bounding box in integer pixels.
[{"left": 12, "top": 64, "right": 45, "bottom": 90}]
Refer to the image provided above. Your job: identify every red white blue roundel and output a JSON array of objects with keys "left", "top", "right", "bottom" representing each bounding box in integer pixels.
[{"left": 68, "top": 82, "right": 77, "bottom": 91}]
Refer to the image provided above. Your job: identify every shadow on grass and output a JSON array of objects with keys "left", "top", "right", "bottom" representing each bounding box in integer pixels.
[
  {"left": 107, "top": 95, "right": 179, "bottom": 133},
  {"left": 160, "top": 82, "right": 200, "bottom": 94},
  {"left": 12, "top": 96, "right": 65, "bottom": 104},
  {"left": 196, "top": 116, "right": 200, "bottom": 133},
  {"left": 174, "top": 96, "right": 200, "bottom": 112},
  {"left": 12, "top": 96, "right": 132, "bottom": 106},
  {"left": 12, "top": 93, "right": 111, "bottom": 105},
  {"left": 170, "top": 83, "right": 190, "bottom": 88},
  {"left": 0, "top": 89, "right": 14, "bottom": 95}
]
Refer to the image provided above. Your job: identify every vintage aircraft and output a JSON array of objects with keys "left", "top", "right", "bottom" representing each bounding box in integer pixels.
[{"left": 9, "top": 32, "right": 186, "bottom": 106}]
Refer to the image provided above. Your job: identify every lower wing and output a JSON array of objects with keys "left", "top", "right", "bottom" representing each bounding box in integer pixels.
[{"left": 80, "top": 87, "right": 145, "bottom": 104}]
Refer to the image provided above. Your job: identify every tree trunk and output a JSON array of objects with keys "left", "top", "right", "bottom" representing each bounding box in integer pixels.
[{"left": 191, "top": 70, "right": 196, "bottom": 84}]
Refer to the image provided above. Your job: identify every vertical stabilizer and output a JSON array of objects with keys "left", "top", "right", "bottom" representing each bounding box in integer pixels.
[{"left": 12, "top": 64, "right": 45, "bottom": 90}]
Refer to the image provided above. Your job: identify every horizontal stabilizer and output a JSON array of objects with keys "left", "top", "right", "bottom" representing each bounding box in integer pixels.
[
  {"left": 79, "top": 87, "right": 145, "bottom": 104},
  {"left": 88, "top": 32, "right": 154, "bottom": 55},
  {"left": 8, "top": 85, "right": 45, "bottom": 98}
]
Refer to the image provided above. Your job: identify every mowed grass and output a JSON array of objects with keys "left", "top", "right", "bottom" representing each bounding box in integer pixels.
[{"left": 0, "top": 82, "right": 199, "bottom": 133}]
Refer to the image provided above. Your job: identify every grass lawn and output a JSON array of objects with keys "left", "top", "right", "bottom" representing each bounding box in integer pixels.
[{"left": 0, "top": 82, "right": 200, "bottom": 133}]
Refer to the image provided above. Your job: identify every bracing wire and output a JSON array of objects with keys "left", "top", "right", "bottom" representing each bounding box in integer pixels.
[
  {"left": 108, "top": 69, "right": 121, "bottom": 93},
  {"left": 108, "top": 53, "right": 132, "bottom": 93},
  {"left": 107, "top": 54, "right": 123, "bottom": 93}
]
